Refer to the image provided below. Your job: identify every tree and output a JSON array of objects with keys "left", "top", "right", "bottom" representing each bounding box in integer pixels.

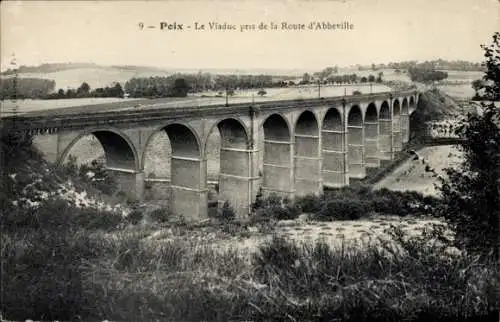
[
  {"left": 302, "top": 73, "right": 311, "bottom": 84},
  {"left": 480, "top": 32, "right": 500, "bottom": 100},
  {"left": 376, "top": 72, "right": 384, "bottom": 83},
  {"left": 170, "top": 78, "right": 190, "bottom": 97},
  {"left": 368, "top": 75, "right": 376, "bottom": 83},
  {"left": 111, "top": 82, "right": 124, "bottom": 98},
  {"left": 471, "top": 79, "right": 484, "bottom": 99},
  {"left": 408, "top": 65, "right": 448, "bottom": 83},
  {"left": 438, "top": 32, "right": 500, "bottom": 259},
  {"left": 77, "top": 82, "right": 90, "bottom": 96}
]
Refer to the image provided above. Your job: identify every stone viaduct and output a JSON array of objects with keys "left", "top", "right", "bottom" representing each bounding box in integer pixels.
[{"left": 4, "top": 90, "right": 420, "bottom": 218}]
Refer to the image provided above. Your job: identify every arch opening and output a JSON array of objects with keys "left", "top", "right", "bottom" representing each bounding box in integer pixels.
[
  {"left": 143, "top": 123, "right": 205, "bottom": 219},
  {"left": 401, "top": 98, "right": 410, "bottom": 144},
  {"left": 364, "top": 103, "right": 379, "bottom": 167},
  {"left": 365, "top": 103, "right": 378, "bottom": 123},
  {"left": 402, "top": 98, "right": 409, "bottom": 115},
  {"left": 378, "top": 101, "right": 393, "bottom": 160},
  {"left": 295, "top": 111, "right": 321, "bottom": 196},
  {"left": 59, "top": 129, "right": 139, "bottom": 200},
  {"left": 262, "top": 113, "right": 293, "bottom": 197},
  {"left": 348, "top": 105, "right": 363, "bottom": 128},
  {"left": 263, "top": 114, "right": 291, "bottom": 141},
  {"left": 322, "top": 108, "right": 343, "bottom": 131},
  {"left": 321, "top": 107, "right": 346, "bottom": 187},
  {"left": 61, "top": 130, "right": 137, "bottom": 171},
  {"left": 347, "top": 105, "right": 365, "bottom": 178},
  {"left": 295, "top": 111, "right": 319, "bottom": 135},
  {"left": 208, "top": 118, "right": 252, "bottom": 216},
  {"left": 392, "top": 99, "right": 402, "bottom": 152},
  {"left": 380, "top": 101, "right": 391, "bottom": 119}
]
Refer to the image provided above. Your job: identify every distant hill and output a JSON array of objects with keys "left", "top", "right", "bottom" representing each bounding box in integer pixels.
[
  {"left": 0, "top": 63, "right": 313, "bottom": 91},
  {"left": 0, "top": 64, "right": 173, "bottom": 91}
]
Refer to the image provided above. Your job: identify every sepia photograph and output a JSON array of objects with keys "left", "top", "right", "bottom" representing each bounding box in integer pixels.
[{"left": 0, "top": 0, "right": 499, "bottom": 321}]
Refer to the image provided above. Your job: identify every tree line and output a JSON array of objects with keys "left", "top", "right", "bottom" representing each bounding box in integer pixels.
[
  {"left": 300, "top": 71, "right": 383, "bottom": 85},
  {"left": 0, "top": 78, "right": 56, "bottom": 100},
  {"left": 408, "top": 64, "right": 448, "bottom": 83},
  {"left": 362, "top": 59, "right": 485, "bottom": 72},
  {"left": 45, "top": 82, "right": 124, "bottom": 99}
]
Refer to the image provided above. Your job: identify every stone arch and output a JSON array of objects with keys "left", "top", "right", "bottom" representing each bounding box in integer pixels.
[
  {"left": 60, "top": 128, "right": 139, "bottom": 171},
  {"left": 207, "top": 117, "right": 251, "bottom": 216},
  {"left": 402, "top": 98, "right": 409, "bottom": 114},
  {"left": 409, "top": 96, "right": 415, "bottom": 110},
  {"left": 294, "top": 110, "right": 321, "bottom": 196},
  {"left": 365, "top": 103, "right": 378, "bottom": 122},
  {"left": 347, "top": 105, "right": 365, "bottom": 178},
  {"left": 348, "top": 105, "right": 363, "bottom": 128},
  {"left": 142, "top": 122, "right": 205, "bottom": 220},
  {"left": 321, "top": 107, "right": 346, "bottom": 187},
  {"left": 295, "top": 110, "right": 319, "bottom": 135},
  {"left": 262, "top": 113, "right": 293, "bottom": 197},
  {"left": 378, "top": 101, "right": 392, "bottom": 160},
  {"left": 364, "top": 103, "right": 379, "bottom": 167},
  {"left": 401, "top": 98, "right": 410, "bottom": 144},
  {"left": 262, "top": 113, "right": 292, "bottom": 141},
  {"left": 207, "top": 117, "right": 249, "bottom": 150},
  {"left": 393, "top": 98, "right": 401, "bottom": 117},
  {"left": 380, "top": 101, "right": 391, "bottom": 119},
  {"left": 142, "top": 121, "right": 202, "bottom": 170},
  {"left": 417, "top": 93, "right": 423, "bottom": 106},
  {"left": 392, "top": 99, "right": 402, "bottom": 152},
  {"left": 322, "top": 107, "right": 343, "bottom": 131}
]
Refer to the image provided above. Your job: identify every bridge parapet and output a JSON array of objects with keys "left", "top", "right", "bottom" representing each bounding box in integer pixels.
[{"left": 2, "top": 90, "right": 419, "bottom": 133}]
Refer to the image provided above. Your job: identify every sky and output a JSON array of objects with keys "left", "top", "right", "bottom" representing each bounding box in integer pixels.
[{"left": 1, "top": 0, "right": 499, "bottom": 71}]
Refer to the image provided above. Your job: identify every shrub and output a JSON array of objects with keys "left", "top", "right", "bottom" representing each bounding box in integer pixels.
[
  {"left": 251, "top": 193, "right": 301, "bottom": 221},
  {"left": 1, "top": 228, "right": 107, "bottom": 320},
  {"left": 1, "top": 199, "right": 124, "bottom": 233},
  {"left": 149, "top": 207, "right": 174, "bottom": 223},
  {"left": 125, "top": 209, "right": 144, "bottom": 225},
  {"left": 217, "top": 200, "right": 236, "bottom": 223},
  {"left": 317, "top": 198, "right": 371, "bottom": 220},
  {"left": 294, "top": 194, "right": 323, "bottom": 213}
]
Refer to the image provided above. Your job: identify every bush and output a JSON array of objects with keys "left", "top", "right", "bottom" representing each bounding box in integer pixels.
[
  {"left": 125, "top": 209, "right": 144, "bottom": 225},
  {"left": 1, "top": 228, "right": 107, "bottom": 320},
  {"left": 1, "top": 199, "right": 124, "bottom": 233},
  {"left": 317, "top": 198, "right": 371, "bottom": 220},
  {"left": 251, "top": 193, "right": 301, "bottom": 221},
  {"left": 250, "top": 232, "right": 499, "bottom": 322},
  {"left": 217, "top": 201, "right": 236, "bottom": 223},
  {"left": 149, "top": 207, "right": 174, "bottom": 223},
  {"left": 294, "top": 194, "right": 323, "bottom": 213}
]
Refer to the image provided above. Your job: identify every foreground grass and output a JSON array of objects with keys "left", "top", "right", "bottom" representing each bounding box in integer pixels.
[{"left": 2, "top": 212, "right": 498, "bottom": 321}]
